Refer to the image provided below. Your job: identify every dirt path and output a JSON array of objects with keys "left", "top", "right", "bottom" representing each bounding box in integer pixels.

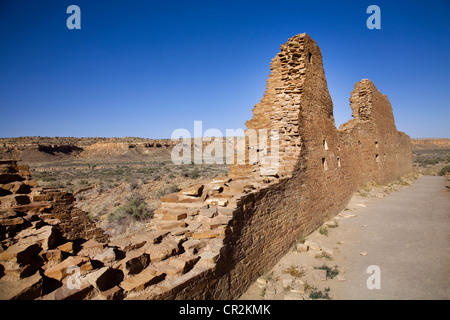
[{"left": 239, "top": 175, "right": 450, "bottom": 300}]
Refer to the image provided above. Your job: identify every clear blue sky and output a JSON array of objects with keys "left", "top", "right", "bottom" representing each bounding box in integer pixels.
[{"left": 0, "top": 0, "right": 449, "bottom": 139}]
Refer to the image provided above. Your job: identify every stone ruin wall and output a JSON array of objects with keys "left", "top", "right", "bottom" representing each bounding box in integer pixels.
[
  {"left": 0, "top": 160, "right": 107, "bottom": 245},
  {"left": 151, "top": 33, "right": 413, "bottom": 299},
  {"left": 0, "top": 33, "right": 413, "bottom": 300}
]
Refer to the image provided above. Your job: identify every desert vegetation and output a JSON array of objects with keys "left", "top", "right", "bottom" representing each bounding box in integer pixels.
[
  {"left": 29, "top": 159, "right": 229, "bottom": 237},
  {"left": 31, "top": 160, "right": 228, "bottom": 191},
  {"left": 413, "top": 148, "right": 450, "bottom": 176}
]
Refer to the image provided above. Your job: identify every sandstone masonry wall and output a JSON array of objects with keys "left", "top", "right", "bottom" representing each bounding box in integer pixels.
[
  {"left": 144, "top": 33, "right": 413, "bottom": 299},
  {"left": 0, "top": 160, "right": 107, "bottom": 244}
]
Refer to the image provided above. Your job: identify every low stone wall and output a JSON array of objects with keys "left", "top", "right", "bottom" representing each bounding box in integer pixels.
[{"left": 0, "top": 159, "right": 107, "bottom": 244}]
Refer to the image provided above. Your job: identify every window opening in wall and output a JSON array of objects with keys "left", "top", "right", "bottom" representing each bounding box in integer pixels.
[
  {"left": 323, "top": 139, "right": 328, "bottom": 150},
  {"left": 322, "top": 157, "right": 327, "bottom": 171},
  {"left": 375, "top": 141, "right": 378, "bottom": 148},
  {"left": 376, "top": 154, "right": 380, "bottom": 163},
  {"left": 308, "top": 52, "right": 312, "bottom": 63},
  {"left": 337, "top": 157, "right": 341, "bottom": 168}
]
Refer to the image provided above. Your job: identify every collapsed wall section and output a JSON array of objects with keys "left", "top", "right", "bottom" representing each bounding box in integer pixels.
[{"left": 0, "top": 160, "right": 107, "bottom": 244}]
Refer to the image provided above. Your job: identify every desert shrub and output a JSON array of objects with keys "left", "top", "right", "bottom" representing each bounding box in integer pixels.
[
  {"left": 101, "top": 180, "right": 117, "bottom": 190},
  {"left": 319, "top": 226, "right": 328, "bottom": 236},
  {"left": 107, "top": 194, "right": 153, "bottom": 223},
  {"left": 188, "top": 167, "right": 200, "bottom": 179},
  {"left": 76, "top": 194, "right": 86, "bottom": 201},
  {"left": 315, "top": 251, "right": 333, "bottom": 261},
  {"left": 282, "top": 265, "right": 305, "bottom": 278},
  {"left": 46, "top": 181, "right": 65, "bottom": 189},
  {"left": 79, "top": 179, "right": 89, "bottom": 186},
  {"left": 440, "top": 165, "right": 450, "bottom": 176},
  {"left": 314, "top": 265, "right": 339, "bottom": 279},
  {"left": 86, "top": 211, "right": 95, "bottom": 223},
  {"left": 309, "top": 287, "right": 331, "bottom": 300},
  {"left": 327, "top": 220, "right": 339, "bottom": 228},
  {"left": 151, "top": 173, "right": 161, "bottom": 181},
  {"left": 156, "top": 184, "right": 181, "bottom": 198},
  {"left": 43, "top": 176, "right": 57, "bottom": 182},
  {"left": 96, "top": 182, "right": 105, "bottom": 194},
  {"left": 127, "top": 179, "right": 140, "bottom": 192}
]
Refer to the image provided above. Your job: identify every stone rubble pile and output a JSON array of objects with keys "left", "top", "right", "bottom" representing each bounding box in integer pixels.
[{"left": 0, "top": 159, "right": 269, "bottom": 300}]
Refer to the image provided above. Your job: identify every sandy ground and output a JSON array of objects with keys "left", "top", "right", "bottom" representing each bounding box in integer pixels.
[{"left": 239, "top": 175, "right": 450, "bottom": 300}]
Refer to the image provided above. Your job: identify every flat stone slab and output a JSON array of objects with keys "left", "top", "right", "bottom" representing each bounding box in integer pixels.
[
  {"left": 182, "top": 239, "right": 206, "bottom": 251},
  {"left": 338, "top": 213, "right": 356, "bottom": 218},
  {"left": 321, "top": 246, "right": 334, "bottom": 256},
  {"left": 0, "top": 271, "right": 42, "bottom": 300},
  {"left": 304, "top": 240, "right": 320, "bottom": 251},
  {"left": 82, "top": 267, "right": 124, "bottom": 291},
  {"left": 191, "top": 230, "right": 221, "bottom": 239},
  {"left": 0, "top": 243, "right": 41, "bottom": 264},
  {"left": 312, "top": 269, "right": 327, "bottom": 282},
  {"left": 162, "top": 212, "right": 187, "bottom": 221},
  {"left": 200, "top": 207, "right": 217, "bottom": 218},
  {"left": 95, "top": 285, "right": 124, "bottom": 300},
  {"left": 160, "top": 193, "right": 179, "bottom": 203},
  {"left": 143, "top": 239, "right": 180, "bottom": 262},
  {"left": 129, "top": 231, "right": 167, "bottom": 245},
  {"left": 116, "top": 251, "right": 150, "bottom": 275},
  {"left": 57, "top": 242, "right": 74, "bottom": 254},
  {"left": 0, "top": 216, "right": 24, "bottom": 226},
  {"left": 199, "top": 251, "right": 220, "bottom": 264},
  {"left": 77, "top": 239, "right": 107, "bottom": 259},
  {"left": 180, "top": 184, "right": 204, "bottom": 197},
  {"left": 170, "top": 227, "right": 188, "bottom": 236},
  {"left": 120, "top": 269, "right": 165, "bottom": 293},
  {"left": 154, "top": 221, "right": 187, "bottom": 231},
  {"left": 206, "top": 198, "right": 228, "bottom": 207},
  {"left": 160, "top": 255, "right": 201, "bottom": 276},
  {"left": 1, "top": 260, "right": 38, "bottom": 279},
  {"left": 44, "top": 256, "right": 93, "bottom": 282},
  {"left": 14, "top": 225, "right": 59, "bottom": 250},
  {"left": 40, "top": 282, "right": 94, "bottom": 300},
  {"left": 93, "top": 247, "right": 117, "bottom": 263}
]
